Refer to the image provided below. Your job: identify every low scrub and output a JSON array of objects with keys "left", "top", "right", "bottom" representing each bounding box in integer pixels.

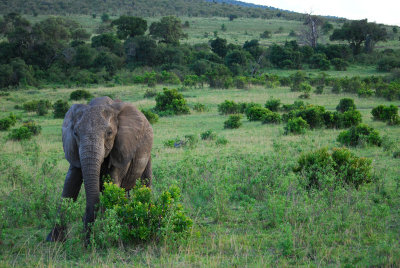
[
  {"left": 336, "top": 98, "right": 356, "bottom": 113},
  {"left": 8, "top": 121, "right": 41, "bottom": 141},
  {"left": 0, "top": 113, "right": 17, "bottom": 131},
  {"left": 154, "top": 88, "right": 190, "bottom": 116},
  {"left": 224, "top": 115, "right": 242, "bottom": 129},
  {"left": 140, "top": 109, "right": 159, "bottom": 124},
  {"left": 201, "top": 130, "right": 216, "bottom": 140},
  {"left": 294, "top": 147, "right": 373, "bottom": 189},
  {"left": 265, "top": 98, "right": 281, "bottom": 112},
  {"left": 23, "top": 99, "right": 52, "bottom": 115},
  {"left": 371, "top": 105, "right": 399, "bottom": 123},
  {"left": 245, "top": 106, "right": 269, "bottom": 121},
  {"left": 92, "top": 183, "right": 192, "bottom": 248},
  {"left": 218, "top": 100, "right": 240, "bottom": 115},
  {"left": 284, "top": 117, "right": 308, "bottom": 135},
  {"left": 70, "top": 89, "right": 93, "bottom": 101},
  {"left": 164, "top": 135, "right": 199, "bottom": 149},
  {"left": 53, "top": 100, "right": 70, "bottom": 119},
  {"left": 262, "top": 110, "right": 281, "bottom": 124},
  {"left": 337, "top": 124, "right": 382, "bottom": 147}
]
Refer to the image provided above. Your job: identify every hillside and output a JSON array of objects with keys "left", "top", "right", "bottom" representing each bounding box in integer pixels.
[{"left": 0, "top": 0, "right": 306, "bottom": 20}]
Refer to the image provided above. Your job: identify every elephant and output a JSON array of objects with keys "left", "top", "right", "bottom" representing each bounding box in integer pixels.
[{"left": 47, "top": 96, "right": 153, "bottom": 242}]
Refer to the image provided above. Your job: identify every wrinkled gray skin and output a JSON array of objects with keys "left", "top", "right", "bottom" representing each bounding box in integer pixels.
[{"left": 47, "top": 97, "right": 153, "bottom": 243}]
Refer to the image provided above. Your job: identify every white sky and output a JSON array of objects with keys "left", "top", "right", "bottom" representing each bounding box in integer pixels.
[{"left": 240, "top": 0, "right": 400, "bottom": 26}]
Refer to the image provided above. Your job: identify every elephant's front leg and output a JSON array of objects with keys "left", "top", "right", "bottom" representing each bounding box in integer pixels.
[{"left": 47, "top": 166, "right": 83, "bottom": 242}]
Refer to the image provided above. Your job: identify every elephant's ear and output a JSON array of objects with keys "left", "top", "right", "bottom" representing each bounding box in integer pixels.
[
  {"left": 62, "top": 104, "right": 87, "bottom": 167},
  {"left": 110, "top": 102, "right": 147, "bottom": 168}
]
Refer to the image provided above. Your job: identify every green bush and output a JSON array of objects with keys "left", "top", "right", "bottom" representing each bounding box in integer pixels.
[
  {"left": 8, "top": 127, "right": 32, "bottom": 141},
  {"left": 164, "top": 135, "right": 198, "bottom": 149},
  {"left": 53, "top": 100, "right": 70, "bottom": 119},
  {"left": 371, "top": 105, "right": 398, "bottom": 122},
  {"left": 331, "top": 58, "right": 348, "bottom": 71},
  {"left": 201, "top": 130, "right": 216, "bottom": 140},
  {"left": 224, "top": 115, "right": 242, "bottom": 129},
  {"left": 357, "top": 88, "right": 374, "bottom": 98},
  {"left": 23, "top": 100, "right": 52, "bottom": 113},
  {"left": 245, "top": 106, "right": 269, "bottom": 121},
  {"left": 218, "top": 100, "right": 240, "bottom": 115},
  {"left": 293, "top": 147, "right": 373, "bottom": 189},
  {"left": 36, "top": 100, "right": 49, "bottom": 116},
  {"left": 215, "top": 136, "right": 228, "bottom": 145},
  {"left": 315, "top": 84, "right": 324, "bottom": 94},
  {"left": 0, "top": 113, "right": 17, "bottom": 131},
  {"left": 284, "top": 117, "right": 308, "bottom": 135},
  {"left": 336, "top": 98, "right": 356, "bottom": 113},
  {"left": 22, "top": 120, "right": 42, "bottom": 135},
  {"left": 154, "top": 88, "right": 190, "bottom": 116},
  {"left": 337, "top": 124, "right": 382, "bottom": 147},
  {"left": 265, "top": 98, "right": 281, "bottom": 112},
  {"left": 282, "top": 100, "right": 305, "bottom": 112},
  {"left": 193, "top": 103, "right": 207, "bottom": 112},
  {"left": 143, "top": 88, "right": 157, "bottom": 98},
  {"left": 140, "top": 109, "right": 159, "bottom": 124},
  {"left": 70, "top": 89, "right": 93, "bottom": 101},
  {"left": 92, "top": 183, "right": 192, "bottom": 248},
  {"left": 262, "top": 111, "right": 281, "bottom": 124}
]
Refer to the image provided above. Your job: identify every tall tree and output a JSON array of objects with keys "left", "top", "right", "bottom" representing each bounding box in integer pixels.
[
  {"left": 149, "top": 16, "right": 187, "bottom": 45},
  {"left": 301, "top": 14, "right": 323, "bottom": 48},
  {"left": 330, "top": 19, "right": 387, "bottom": 54},
  {"left": 111, "top": 16, "right": 147, "bottom": 40},
  {"left": 210, "top": 37, "right": 228, "bottom": 58}
]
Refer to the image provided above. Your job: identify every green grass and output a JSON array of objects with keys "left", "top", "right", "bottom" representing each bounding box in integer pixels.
[{"left": 1, "top": 82, "right": 400, "bottom": 266}]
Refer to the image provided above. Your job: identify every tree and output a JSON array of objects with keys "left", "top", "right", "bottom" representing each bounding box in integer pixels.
[
  {"left": 321, "top": 22, "right": 333, "bottom": 35},
  {"left": 111, "top": 16, "right": 147, "bottom": 40},
  {"left": 301, "top": 14, "right": 323, "bottom": 48},
  {"left": 210, "top": 37, "right": 228, "bottom": 58},
  {"left": 330, "top": 19, "right": 387, "bottom": 54},
  {"left": 149, "top": 16, "right": 187, "bottom": 45},
  {"left": 229, "top": 14, "right": 238, "bottom": 21},
  {"left": 101, "top": 13, "right": 110, "bottom": 23},
  {"left": 124, "top": 36, "right": 157, "bottom": 66},
  {"left": 91, "top": 33, "right": 124, "bottom": 56}
]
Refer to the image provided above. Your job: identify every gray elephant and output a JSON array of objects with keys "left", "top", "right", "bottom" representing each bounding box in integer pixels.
[{"left": 47, "top": 96, "right": 153, "bottom": 242}]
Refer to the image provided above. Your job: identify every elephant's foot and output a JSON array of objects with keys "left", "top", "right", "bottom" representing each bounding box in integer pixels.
[{"left": 46, "top": 225, "right": 67, "bottom": 242}]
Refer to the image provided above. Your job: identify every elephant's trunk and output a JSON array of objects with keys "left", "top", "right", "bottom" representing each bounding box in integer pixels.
[{"left": 79, "top": 139, "right": 105, "bottom": 231}]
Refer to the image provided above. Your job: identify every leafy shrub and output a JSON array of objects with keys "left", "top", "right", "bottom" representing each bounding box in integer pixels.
[
  {"left": 282, "top": 100, "right": 305, "bottom": 112},
  {"left": 193, "top": 103, "right": 207, "bottom": 112},
  {"left": 215, "top": 136, "right": 228, "bottom": 145},
  {"left": 338, "top": 109, "right": 362, "bottom": 128},
  {"left": 357, "top": 88, "right": 374, "bottom": 98},
  {"left": 201, "top": 130, "right": 216, "bottom": 140},
  {"left": 331, "top": 58, "right": 348, "bottom": 71},
  {"left": 22, "top": 120, "right": 42, "bottom": 135},
  {"left": 299, "top": 82, "right": 312, "bottom": 99},
  {"left": 234, "top": 76, "right": 249, "bottom": 89},
  {"left": 164, "top": 135, "right": 198, "bottom": 149},
  {"left": 262, "top": 111, "right": 281, "bottom": 124},
  {"left": 154, "top": 88, "right": 190, "bottom": 116},
  {"left": 36, "top": 100, "right": 49, "bottom": 116},
  {"left": 371, "top": 105, "right": 398, "bottom": 122},
  {"left": 92, "top": 183, "right": 192, "bottom": 248},
  {"left": 218, "top": 100, "right": 240, "bottom": 115},
  {"left": 284, "top": 117, "right": 308, "bottom": 135},
  {"left": 337, "top": 124, "right": 382, "bottom": 147},
  {"left": 0, "top": 113, "right": 17, "bottom": 131},
  {"left": 331, "top": 79, "right": 342, "bottom": 94},
  {"left": 315, "top": 84, "right": 324, "bottom": 94},
  {"left": 294, "top": 105, "right": 326, "bottom": 129},
  {"left": 293, "top": 147, "right": 373, "bottom": 189},
  {"left": 143, "top": 88, "right": 157, "bottom": 98},
  {"left": 183, "top": 75, "right": 199, "bottom": 87},
  {"left": 140, "top": 109, "right": 159, "bottom": 124},
  {"left": 265, "top": 98, "right": 281, "bottom": 112},
  {"left": 245, "top": 106, "right": 269, "bottom": 121},
  {"left": 224, "top": 115, "right": 242, "bottom": 129},
  {"left": 53, "top": 100, "right": 70, "bottom": 119},
  {"left": 8, "top": 126, "right": 32, "bottom": 141},
  {"left": 23, "top": 100, "right": 52, "bottom": 113},
  {"left": 70, "top": 89, "right": 93, "bottom": 101},
  {"left": 336, "top": 98, "right": 356, "bottom": 113}
]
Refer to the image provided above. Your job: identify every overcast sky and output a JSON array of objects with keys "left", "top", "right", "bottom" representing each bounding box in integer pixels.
[{"left": 240, "top": 0, "right": 400, "bottom": 26}]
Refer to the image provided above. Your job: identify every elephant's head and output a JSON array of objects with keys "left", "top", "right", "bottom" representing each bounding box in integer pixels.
[{"left": 62, "top": 97, "right": 150, "bottom": 227}]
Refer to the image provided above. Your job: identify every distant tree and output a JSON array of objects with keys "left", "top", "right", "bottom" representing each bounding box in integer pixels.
[
  {"left": 330, "top": 19, "right": 387, "bottom": 54},
  {"left": 301, "top": 14, "right": 323, "bottom": 48},
  {"left": 393, "top": 27, "right": 398, "bottom": 34},
  {"left": 149, "top": 16, "right": 187, "bottom": 45},
  {"left": 288, "top": 30, "right": 297, "bottom": 37},
  {"left": 111, "top": 16, "right": 147, "bottom": 40},
  {"left": 91, "top": 33, "right": 124, "bottom": 56},
  {"left": 243, "top": 39, "right": 263, "bottom": 59},
  {"left": 321, "top": 21, "right": 333, "bottom": 35},
  {"left": 101, "top": 13, "right": 110, "bottom": 23},
  {"left": 210, "top": 37, "right": 228, "bottom": 58},
  {"left": 229, "top": 14, "right": 238, "bottom": 21},
  {"left": 92, "top": 14, "right": 97, "bottom": 19},
  {"left": 124, "top": 36, "right": 157, "bottom": 66}
]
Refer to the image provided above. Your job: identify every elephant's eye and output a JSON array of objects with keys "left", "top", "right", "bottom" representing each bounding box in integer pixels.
[
  {"left": 73, "top": 130, "right": 78, "bottom": 137},
  {"left": 107, "top": 129, "right": 113, "bottom": 137}
]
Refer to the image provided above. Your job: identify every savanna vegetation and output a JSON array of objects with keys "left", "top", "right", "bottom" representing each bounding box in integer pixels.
[{"left": 1, "top": 1, "right": 400, "bottom": 266}]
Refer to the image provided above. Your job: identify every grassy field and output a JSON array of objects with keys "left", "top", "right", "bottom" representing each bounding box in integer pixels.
[{"left": 1, "top": 81, "right": 400, "bottom": 266}]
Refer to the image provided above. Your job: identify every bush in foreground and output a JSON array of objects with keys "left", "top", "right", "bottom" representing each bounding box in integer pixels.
[
  {"left": 294, "top": 147, "right": 373, "bottom": 189},
  {"left": 337, "top": 124, "right": 382, "bottom": 147},
  {"left": 92, "top": 183, "right": 192, "bottom": 248},
  {"left": 8, "top": 120, "right": 42, "bottom": 141},
  {"left": 0, "top": 113, "right": 17, "bottom": 131}
]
